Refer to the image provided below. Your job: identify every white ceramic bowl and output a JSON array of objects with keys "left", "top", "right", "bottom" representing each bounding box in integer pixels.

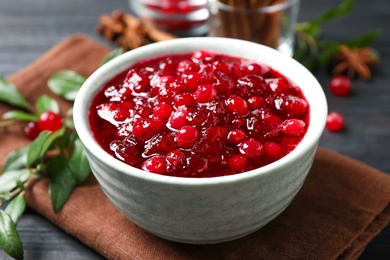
[{"left": 74, "top": 37, "right": 327, "bottom": 244}]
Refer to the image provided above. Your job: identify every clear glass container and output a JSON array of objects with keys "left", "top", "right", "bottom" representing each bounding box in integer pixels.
[
  {"left": 129, "top": 0, "right": 209, "bottom": 36},
  {"left": 208, "top": 0, "right": 300, "bottom": 56}
]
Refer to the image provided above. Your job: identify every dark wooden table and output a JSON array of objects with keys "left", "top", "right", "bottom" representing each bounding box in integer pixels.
[{"left": 0, "top": 0, "right": 389, "bottom": 259}]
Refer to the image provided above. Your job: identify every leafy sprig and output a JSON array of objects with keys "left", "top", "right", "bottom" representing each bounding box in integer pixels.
[
  {"left": 0, "top": 48, "right": 122, "bottom": 259},
  {"left": 294, "top": 0, "right": 380, "bottom": 71}
]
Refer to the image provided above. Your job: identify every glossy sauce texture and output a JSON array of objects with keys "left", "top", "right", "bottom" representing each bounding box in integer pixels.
[{"left": 89, "top": 51, "right": 310, "bottom": 177}]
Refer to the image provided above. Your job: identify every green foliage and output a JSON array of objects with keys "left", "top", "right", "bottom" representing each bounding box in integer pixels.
[
  {"left": 47, "top": 70, "right": 86, "bottom": 101},
  {"left": 35, "top": 95, "right": 60, "bottom": 114},
  {"left": 294, "top": 0, "right": 379, "bottom": 70},
  {"left": 0, "top": 46, "right": 131, "bottom": 259},
  {"left": 48, "top": 155, "right": 77, "bottom": 213},
  {"left": 0, "top": 210, "right": 23, "bottom": 260},
  {"left": 2, "top": 110, "right": 38, "bottom": 122},
  {"left": 0, "top": 75, "right": 31, "bottom": 111},
  {"left": 100, "top": 48, "right": 124, "bottom": 66}
]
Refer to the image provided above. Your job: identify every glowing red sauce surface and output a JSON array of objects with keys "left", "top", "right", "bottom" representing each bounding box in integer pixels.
[{"left": 89, "top": 51, "right": 310, "bottom": 178}]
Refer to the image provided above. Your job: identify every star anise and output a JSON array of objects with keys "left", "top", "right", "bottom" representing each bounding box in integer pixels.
[
  {"left": 96, "top": 11, "right": 125, "bottom": 41},
  {"left": 116, "top": 14, "right": 151, "bottom": 50},
  {"left": 332, "top": 45, "right": 379, "bottom": 80}
]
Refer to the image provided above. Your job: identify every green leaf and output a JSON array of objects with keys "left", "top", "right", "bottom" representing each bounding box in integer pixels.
[
  {"left": 68, "top": 138, "right": 90, "bottom": 185},
  {"left": 0, "top": 169, "right": 29, "bottom": 194},
  {"left": 57, "top": 131, "right": 77, "bottom": 151},
  {"left": 5, "top": 193, "right": 26, "bottom": 224},
  {"left": 0, "top": 75, "right": 31, "bottom": 111},
  {"left": 344, "top": 30, "right": 381, "bottom": 48},
  {"left": 42, "top": 127, "right": 66, "bottom": 151},
  {"left": 47, "top": 71, "right": 86, "bottom": 101},
  {"left": 2, "top": 146, "right": 29, "bottom": 173},
  {"left": 26, "top": 128, "right": 65, "bottom": 167},
  {"left": 296, "top": 22, "right": 320, "bottom": 37},
  {"left": 48, "top": 155, "right": 76, "bottom": 213},
  {"left": 318, "top": 40, "right": 340, "bottom": 67},
  {"left": 26, "top": 131, "right": 51, "bottom": 167},
  {"left": 2, "top": 110, "right": 38, "bottom": 122},
  {"left": 311, "top": 0, "right": 353, "bottom": 29},
  {"left": 0, "top": 210, "right": 23, "bottom": 260},
  {"left": 100, "top": 48, "right": 124, "bottom": 66},
  {"left": 35, "top": 95, "right": 59, "bottom": 114},
  {"left": 65, "top": 108, "right": 75, "bottom": 129}
]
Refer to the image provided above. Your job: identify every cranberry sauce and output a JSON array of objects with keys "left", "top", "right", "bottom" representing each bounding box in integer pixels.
[{"left": 89, "top": 51, "right": 310, "bottom": 178}]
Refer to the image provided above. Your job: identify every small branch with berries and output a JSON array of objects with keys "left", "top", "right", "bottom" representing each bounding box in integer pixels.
[{"left": 0, "top": 49, "right": 123, "bottom": 260}]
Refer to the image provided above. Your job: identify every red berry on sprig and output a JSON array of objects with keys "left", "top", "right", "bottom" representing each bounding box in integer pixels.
[
  {"left": 37, "top": 111, "right": 63, "bottom": 132},
  {"left": 24, "top": 121, "right": 41, "bottom": 140}
]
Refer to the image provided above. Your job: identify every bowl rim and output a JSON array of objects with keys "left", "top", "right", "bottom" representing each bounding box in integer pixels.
[{"left": 73, "top": 37, "right": 327, "bottom": 186}]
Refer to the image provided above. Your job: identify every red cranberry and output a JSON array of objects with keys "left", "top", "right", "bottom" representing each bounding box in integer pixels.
[
  {"left": 244, "top": 63, "right": 263, "bottom": 75},
  {"left": 176, "top": 125, "right": 199, "bottom": 148},
  {"left": 239, "top": 138, "right": 263, "bottom": 158},
  {"left": 177, "top": 59, "right": 199, "bottom": 73},
  {"left": 225, "top": 97, "right": 249, "bottom": 115},
  {"left": 136, "top": 105, "right": 153, "bottom": 118},
  {"left": 24, "top": 121, "right": 41, "bottom": 140},
  {"left": 267, "top": 78, "right": 290, "bottom": 94},
  {"left": 263, "top": 114, "right": 281, "bottom": 128},
  {"left": 228, "top": 155, "right": 248, "bottom": 171},
  {"left": 195, "top": 84, "right": 217, "bottom": 103},
  {"left": 204, "top": 126, "right": 228, "bottom": 143},
  {"left": 153, "top": 103, "right": 173, "bottom": 121},
  {"left": 143, "top": 133, "right": 177, "bottom": 156},
  {"left": 142, "top": 156, "right": 167, "bottom": 174},
  {"left": 281, "top": 96, "right": 308, "bottom": 116},
  {"left": 227, "top": 129, "right": 247, "bottom": 144},
  {"left": 329, "top": 75, "right": 351, "bottom": 97},
  {"left": 213, "top": 60, "right": 229, "bottom": 73},
  {"left": 168, "top": 108, "right": 188, "bottom": 130},
  {"left": 192, "top": 50, "right": 213, "bottom": 62},
  {"left": 238, "top": 75, "right": 266, "bottom": 93},
  {"left": 132, "top": 118, "right": 163, "bottom": 141},
  {"left": 157, "top": 87, "right": 175, "bottom": 103},
  {"left": 280, "top": 137, "right": 299, "bottom": 152},
  {"left": 263, "top": 142, "right": 281, "bottom": 159},
  {"left": 281, "top": 119, "right": 306, "bottom": 137},
  {"left": 153, "top": 75, "right": 175, "bottom": 89},
  {"left": 231, "top": 118, "right": 246, "bottom": 128},
  {"left": 38, "top": 111, "right": 63, "bottom": 132},
  {"left": 326, "top": 112, "right": 344, "bottom": 132},
  {"left": 126, "top": 71, "right": 149, "bottom": 93},
  {"left": 118, "top": 87, "right": 132, "bottom": 100},
  {"left": 113, "top": 109, "right": 130, "bottom": 122},
  {"left": 183, "top": 72, "right": 202, "bottom": 92},
  {"left": 174, "top": 93, "right": 196, "bottom": 107},
  {"left": 166, "top": 149, "right": 186, "bottom": 172},
  {"left": 120, "top": 101, "right": 135, "bottom": 109},
  {"left": 247, "top": 96, "right": 265, "bottom": 110}
]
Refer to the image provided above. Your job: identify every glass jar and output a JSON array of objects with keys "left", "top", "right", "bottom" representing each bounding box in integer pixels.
[{"left": 129, "top": 0, "right": 209, "bottom": 36}]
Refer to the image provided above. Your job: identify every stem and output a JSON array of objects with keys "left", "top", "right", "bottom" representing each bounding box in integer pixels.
[
  {"left": 296, "top": 30, "right": 319, "bottom": 57},
  {"left": 0, "top": 119, "right": 22, "bottom": 128},
  {"left": 0, "top": 169, "right": 38, "bottom": 207}
]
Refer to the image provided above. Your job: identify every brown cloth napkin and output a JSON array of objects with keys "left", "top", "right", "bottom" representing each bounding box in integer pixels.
[{"left": 1, "top": 35, "right": 390, "bottom": 260}]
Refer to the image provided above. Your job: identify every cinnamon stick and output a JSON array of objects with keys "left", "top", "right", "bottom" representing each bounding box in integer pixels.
[{"left": 212, "top": 0, "right": 287, "bottom": 49}]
